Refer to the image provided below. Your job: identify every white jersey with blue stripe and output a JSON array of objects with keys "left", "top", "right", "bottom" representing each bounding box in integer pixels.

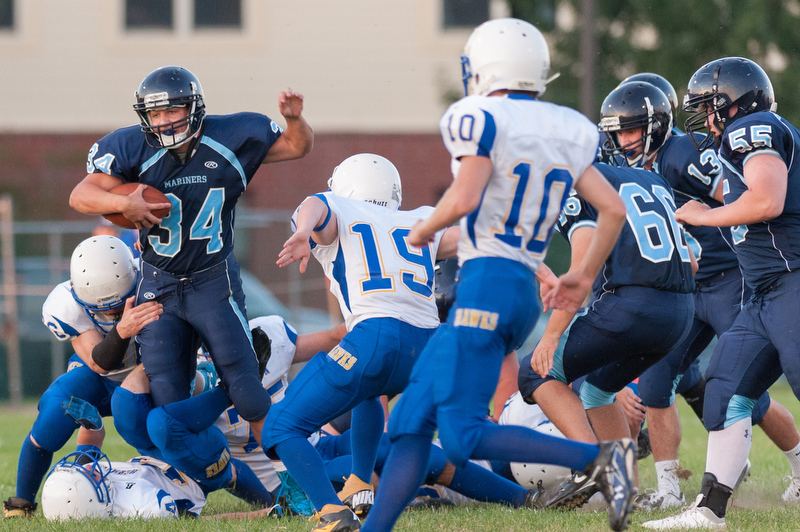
[
  {"left": 213, "top": 315, "right": 299, "bottom": 492},
  {"left": 310, "top": 193, "right": 444, "bottom": 331},
  {"left": 440, "top": 94, "right": 599, "bottom": 272},
  {"left": 41, "top": 281, "right": 136, "bottom": 382},
  {"left": 104, "top": 457, "right": 206, "bottom": 517}
]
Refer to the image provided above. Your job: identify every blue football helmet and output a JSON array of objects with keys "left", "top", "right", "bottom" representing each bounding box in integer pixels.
[
  {"left": 41, "top": 448, "right": 114, "bottom": 520},
  {"left": 683, "top": 57, "right": 776, "bottom": 150},
  {"left": 133, "top": 65, "right": 206, "bottom": 149}
]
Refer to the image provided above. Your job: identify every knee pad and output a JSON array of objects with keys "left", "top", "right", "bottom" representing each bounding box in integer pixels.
[
  {"left": 579, "top": 381, "right": 616, "bottom": 410},
  {"left": 723, "top": 395, "right": 757, "bottom": 429},
  {"left": 111, "top": 388, "right": 156, "bottom": 454},
  {"left": 220, "top": 370, "right": 270, "bottom": 422},
  {"left": 30, "top": 389, "right": 79, "bottom": 452}
]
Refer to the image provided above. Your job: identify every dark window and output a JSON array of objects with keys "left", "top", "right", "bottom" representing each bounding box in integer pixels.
[
  {"left": 126, "top": 0, "right": 173, "bottom": 29},
  {"left": 194, "top": 0, "right": 241, "bottom": 28},
  {"left": 0, "top": 0, "right": 13, "bottom": 29},
  {"left": 443, "top": 0, "right": 488, "bottom": 29}
]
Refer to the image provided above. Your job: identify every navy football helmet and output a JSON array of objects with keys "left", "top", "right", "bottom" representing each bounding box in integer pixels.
[
  {"left": 434, "top": 257, "right": 459, "bottom": 323},
  {"left": 133, "top": 66, "right": 206, "bottom": 149},
  {"left": 683, "top": 57, "right": 776, "bottom": 150},
  {"left": 621, "top": 72, "right": 679, "bottom": 115},
  {"left": 599, "top": 81, "right": 673, "bottom": 167}
]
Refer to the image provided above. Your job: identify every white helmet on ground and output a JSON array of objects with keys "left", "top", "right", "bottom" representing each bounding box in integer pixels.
[
  {"left": 509, "top": 422, "right": 573, "bottom": 490},
  {"left": 70, "top": 235, "right": 137, "bottom": 326},
  {"left": 461, "top": 18, "right": 555, "bottom": 97},
  {"left": 327, "top": 153, "right": 402, "bottom": 211},
  {"left": 42, "top": 449, "right": 114, "bottom": 520}
]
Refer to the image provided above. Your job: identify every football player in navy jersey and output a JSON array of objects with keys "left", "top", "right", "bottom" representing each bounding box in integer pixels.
[
  {"left": 518, "top": 162, "right": 695, "bottom": 484},
  {"left": 600, "top": 80, "right": 800, "bottom": 511},
  {"left": 68, "top": 66, "right": 313, "bottom": 451},
  {"left": 643, "top": 57, "right": 800, "bottom": 530},
  {"left": 363, "top": 19, "right": 636, "bottom": 532}
]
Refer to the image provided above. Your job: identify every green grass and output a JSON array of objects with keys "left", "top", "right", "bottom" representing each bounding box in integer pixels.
[{"left": 2, "top": 383, "right": 800, "bottom": 530}]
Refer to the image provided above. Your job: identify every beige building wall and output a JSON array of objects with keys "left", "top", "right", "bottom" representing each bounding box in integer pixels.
[{"left": 0, "top": 0, "right": 510, "bottom": 134}]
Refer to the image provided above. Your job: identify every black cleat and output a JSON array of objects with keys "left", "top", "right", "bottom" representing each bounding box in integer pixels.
[
  {"left": 540, "top": 471, "right": 599, "bottom": 510},
  {"left": 591, "top": 439, "right": 637, "bottom": 532},
  {"left": 311, "top": 504, "right": 361, "bottom": 532},
  {"left": 637, "top": 428, "right": 652, "bottom": 461},
  {"left": 3, "top": 497, "right": 37, "bottom": 519}
]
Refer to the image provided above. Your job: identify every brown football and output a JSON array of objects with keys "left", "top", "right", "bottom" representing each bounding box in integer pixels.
[{"left": 103, "top": 183, "right": 171, "bottom": 229}]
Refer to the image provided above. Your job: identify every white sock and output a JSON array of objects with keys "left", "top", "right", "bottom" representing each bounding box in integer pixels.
[
  {"left": 706, "top": 418, "right": 752, "bottom": 488},
  {"left": 655, "top": 460, "right": 681, "bottom": 495},
  {"left": 783, "top": 442, "right": 800, "bottom": 478}
]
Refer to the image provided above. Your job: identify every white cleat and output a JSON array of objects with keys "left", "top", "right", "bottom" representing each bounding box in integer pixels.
[
  {"left": 782, "top": 475, "right": 800, "bottom": 503},
  {"left": 636, "top": 488, "right": 685, "bottom": 511},
  {"left": 642, "top": 494, "right": 726, "bottom": 530}
]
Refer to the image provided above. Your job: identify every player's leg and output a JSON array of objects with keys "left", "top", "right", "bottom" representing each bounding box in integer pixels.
[
  {"left": 187, "top": 257, "right": 270, "bottom": 443},
  {"left": 111, "top": 365, "right": 163, "bottom": 457},
  {"left": 9, "top": 357, "right": 111, "bottom": 515}
]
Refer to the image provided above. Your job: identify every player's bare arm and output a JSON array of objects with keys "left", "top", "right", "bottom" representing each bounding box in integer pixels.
[
  {"left": 408, "top": 156, "right": 492, "bottom": 247},
  {"left": 675, "top": 153, "right": 787, "bottom": 227},
  {"left": 294, "top": 322, "right": 348, "bottom": 364},
  {"left": 70, "top": 173, "right": 171, "bottom": 229},
  {"left": 544, "top": 166, "right": 624, "bottom": 312},
  {"left": 262, "top": 89, "right": 313, "bottom": 163},
  {"left": 70, "top": 297, "right": 162, "bottom": 374},
  {"left": 277, "top": 196, "right": 337, "bottom": 272},
  {"left": 435, "top": 226, "right": 460, "bottom": 260},
  {"left": 535, "top": 263, "right": 559, "bottom": 312}
]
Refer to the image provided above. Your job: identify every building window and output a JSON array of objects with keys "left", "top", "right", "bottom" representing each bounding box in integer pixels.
[
  {"left": 126, "top": 0, "right": 173, "bottom": 30},
  {"left": 194, "top": 0, "right": 241, "bottom": 28},
  {"left": 443, "top": 0, "right": 488, "bottom": 29},
  {"left": 0, "top": 0, "right": 13, "bottom": 29}
]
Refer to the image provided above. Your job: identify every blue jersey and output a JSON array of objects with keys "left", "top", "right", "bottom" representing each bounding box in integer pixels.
[
  {"left": 654, "top": 134, "right": 739, "bottom": 282},
  {"left": 87, "top": 113, "right": 282, "bottom": 273},
  {"left": 558, "top": 164, "right": 694, "bottom": 294},
  {"left": 719, "top": 111, "right": 800, "bottom": 293}
]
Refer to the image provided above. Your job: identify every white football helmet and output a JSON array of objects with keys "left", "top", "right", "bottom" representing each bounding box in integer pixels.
[
  {"left": 327, "top": 153, "right": 402, "bottom": 211},
  {"left": 461, "top": 18, "right": 555, "bottom": 97},
  {"left": 70, "top": 235, "right": 137, "bottom": 327},
  {"left": 509, "top": 422, "right": 573, "bottom": 490},
  {"left": 42, "top": 449, "right": 114, "bottom": 520}
]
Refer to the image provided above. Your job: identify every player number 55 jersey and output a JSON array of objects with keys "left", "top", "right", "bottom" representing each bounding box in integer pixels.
[{"left": 440, "top": 94, "right": 599, "bottom": 272}]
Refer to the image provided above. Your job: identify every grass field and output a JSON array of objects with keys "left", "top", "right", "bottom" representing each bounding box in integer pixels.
[{"left": 2, "top": 383, "right": 800, "bottom": 531}]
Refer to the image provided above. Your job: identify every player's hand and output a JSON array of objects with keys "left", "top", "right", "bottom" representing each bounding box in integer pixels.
[
  {"left": 278, "top": 88, "right": 304, "bottom": 119},
  {"left": 408, "top": 220, "right": 435, "bottom": 248},
  {"left": 122, "top": 185, "right": 171, "bottom": 229},
  {"left": 531, "top": 335, "right": 559, "bottom": 378},
  {"left": 277, "top": 232, "right": 312, "bottom": 273},
  {"left": 542, "top": 271, "right": 592, "bottom": 313},
  {"left": 616, "top": 386, "right": 646, "bottom": 426},
  {"left": 116, "top": 297, "right": 163, "bottom": 339},
  {"left": 674, "top": 200, "right": 711, "bottom": 226}
]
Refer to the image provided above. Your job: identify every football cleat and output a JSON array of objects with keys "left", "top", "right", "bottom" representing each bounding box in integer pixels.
[
  {"left": 635, "top": 488, "right": 685, "bottom": 511},
  {"left": 408, "top": 495, "right": 456, "bottom": 510},
  {"left": 337, "top": 474, "right": 374, "bottom": 517},
  {"left": 3, "top": 497, "right": 37, "bottom": 518},
  {"left": 783, "top": 475, "right": 800, "bottom": 503},
  {"left": 733, "top": 459, "right": 750, "bottom": 491},
  {"left": 310, "top": 504, "right": 361, "bottom": 532},
  {"left": 276, "top": 469, "right": 315, "bottom": 517},
  {"left": 642, "top": 494, "right": 726, "bottom": 529},
  {"left": 196, "top": 360, "right": 218, "bottom": 392},
  {"left": 591, "top": 439, "right": 637, "bottom": 532},
  {"left": 637, "top": 428, "right": 653, "bottom": 461},
  {"left": 62, "top": 396, "right": 103, "bottom": 431},
  {"left": 540, "top": 471, "right": 599, "bottom": 510}
]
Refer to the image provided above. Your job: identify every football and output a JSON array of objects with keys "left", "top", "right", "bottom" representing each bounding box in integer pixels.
[{"left": 103, "top": 183, "right": 171, "bottom": 229}]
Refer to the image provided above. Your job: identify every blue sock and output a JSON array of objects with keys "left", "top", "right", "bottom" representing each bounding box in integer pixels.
[
  {"left": 16, "top": 434, "right": 54, "bottom": 503},
  {"left": 275, "top": 437, "right": 340, "bottom": 511},
  {"left": 472, "top": 423, "right": 598, "bottom": 471},
  {"left": 162, "top": 388, "right": 230, "bottom": 432},
  {"left": 325, "top": 455, "right": 353, "bottom": 490},
  {"left": 362, "top": 434, "right": 431, "bottom": 532},
  {"left": 350, "top": 397, "right": 384, "bottom": 482},
  {"left": 227, "top": 458, "right": 273, "bottom": 507}
]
